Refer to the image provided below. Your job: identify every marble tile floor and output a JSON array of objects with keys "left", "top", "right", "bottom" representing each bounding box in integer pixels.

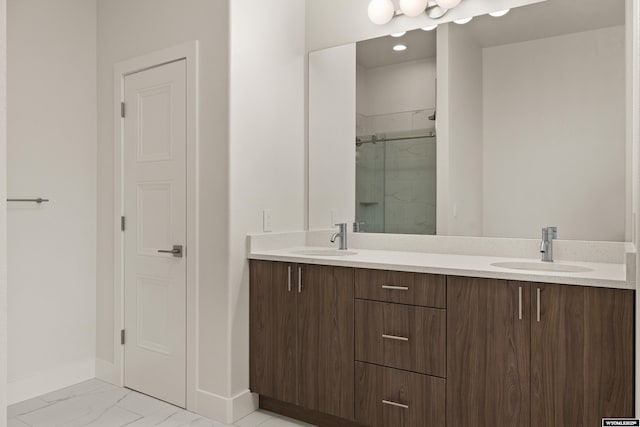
[{"left": 8, "top": 379, "right": 316, "bottom": 427}]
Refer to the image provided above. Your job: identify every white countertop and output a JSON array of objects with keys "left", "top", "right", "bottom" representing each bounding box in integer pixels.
[{"left": 248, "top": 246, "right": 634, "bottom": 290}]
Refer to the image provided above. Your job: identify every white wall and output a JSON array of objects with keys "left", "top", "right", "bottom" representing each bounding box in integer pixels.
[
  {"left": 228, "top": 0, "right": 306, "bottom": 400},
  {"left": 483, "top": 26, "right": 626, "bottom": 241},
  {"left": 628, "top": 0, "right": 640, "bottom": 414},
  {"left": 359, "top": 59, "right": 436, "bottom": 117},
  {"left": 441, "top": 23, "right": 484, "bottom": 237},
  {"left": 308, "top": 45, "right": 356, "bottom": 229},
  {"left": 7, "top": 0, "right": 97, "bottom": 403},
  {"left": 96, "top": 0, "right": 231, "bottom": 419},
  {"left": 0, "top": 0, "right": 7, "bottom": 421},
  {"left": 627, "top": 0, "right": 637, "bottom": 244},
  {"left": 97, "top": 0, "right": 306, "bottom": 422}
]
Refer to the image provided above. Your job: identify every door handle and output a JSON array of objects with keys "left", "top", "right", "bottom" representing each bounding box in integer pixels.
[{"left": 158, "top": 245, "right": 183, "bottom": 258}]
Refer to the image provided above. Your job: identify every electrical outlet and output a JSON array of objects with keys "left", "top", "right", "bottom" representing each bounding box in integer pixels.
[
  {"left": 331, "top": 209, "right": 337, "bottom": 227},
  {"left": 263, "top": 209, "right": 273, "bottom": 232}
]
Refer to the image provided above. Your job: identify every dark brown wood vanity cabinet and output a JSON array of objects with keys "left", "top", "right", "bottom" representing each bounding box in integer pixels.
[
  {"left": 249, "top": 260, "right": 355, "bottom": 421},
  {"left": 447, "top": 276, "right": 635, "bottom": 427},
  {"left": 251, "top": 261, "right": 634, "bottom": 427}
]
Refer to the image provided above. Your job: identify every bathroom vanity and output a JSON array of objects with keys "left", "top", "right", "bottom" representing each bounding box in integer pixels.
[
  {"left": 273, "top": 2, "right": 635, "bottom": 424},
  {"left": 248, "top": 249, "right": 634, "bottom": 427}
]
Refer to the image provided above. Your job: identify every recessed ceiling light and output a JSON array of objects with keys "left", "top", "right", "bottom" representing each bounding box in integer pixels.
[
  {"left": 489, "top": 9, "right": 510, "bottom": 17},
  {"left": 393, "top": 44, "right": 408, "bottom": 52},
  {"left": 391, "top": 31, "right": 407, "bottom": 37},
  {"left": 421, "top": 25, "right": 437, "bottom": 31},
  {"left": 453, "top": 16, "right": 473, "bottom": 24}
]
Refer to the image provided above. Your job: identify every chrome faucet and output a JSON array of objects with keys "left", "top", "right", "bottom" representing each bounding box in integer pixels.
[
  {"left": 540, "top": 227, "right": 558, "bottom": 262},
  {"left": 330, "top": 223, "right": 348, "bottom": 250}
]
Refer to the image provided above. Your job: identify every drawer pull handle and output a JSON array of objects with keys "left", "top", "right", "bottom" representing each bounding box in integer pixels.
[
  {"left": 287, "top": 266, "right": 292, "bottom": 292},
  {"left": 382, "top": 334, "right": 409, "bottom": 342},
  {"left": 382, "top": 400, "right": 409, "bottom": 409},
  {"left": 381, "top": 285, "right": 409, "bottom": 291}
]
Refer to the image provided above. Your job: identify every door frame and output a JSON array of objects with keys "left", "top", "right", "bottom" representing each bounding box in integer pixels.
[{"left": 111, "top": 41, "right": 199, "bottom": 409}]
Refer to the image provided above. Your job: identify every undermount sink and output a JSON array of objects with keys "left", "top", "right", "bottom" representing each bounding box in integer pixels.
[
  {"left": 491, "top": 261, "right": 593, "bottom": 273},
  {"left": 291, "top": 249, "right": 358, "bottom": 257}
]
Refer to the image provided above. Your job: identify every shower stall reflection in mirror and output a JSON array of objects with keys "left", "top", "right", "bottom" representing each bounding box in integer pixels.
[{"left": 355, "top": 114, "right": 437, "bottom": 235}]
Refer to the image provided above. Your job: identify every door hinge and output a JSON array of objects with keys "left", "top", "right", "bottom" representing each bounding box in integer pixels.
[
  {"left": 120, "top": 329, "right": 125, "bottom": 345},
  {"left": 121, "top": 102, "right": 126, "bottom": 118},
  {"left": 121, "top": 216, "right": 126, "bottom": 231}
]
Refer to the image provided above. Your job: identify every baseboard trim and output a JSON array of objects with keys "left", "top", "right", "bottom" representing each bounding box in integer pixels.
[
  {"left": 260, "top": 396, "right": 365, "bottom": 427},
  {"left": 8, "top": 359, "right": 95, "bottom": 405},
  {"left": 192, "top": 388, "right": 258, "bottom": 423},
  {"left": 95, "top": 357, "right": 120, "bottom": 386}
]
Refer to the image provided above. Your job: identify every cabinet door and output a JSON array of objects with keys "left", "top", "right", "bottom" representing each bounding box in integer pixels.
[
  {"left": 583, "top": 287, "right": 634, "bottom": 423},
  {"left": 447, "top": 277, "right": 531, "bottom": 427},
  {"left": 297, "top": 264, "right": 355, "bottom": 420},
  {"left": 250, "top": 261, "right": 298, "bottom": 404},
  {"left": 531, "top": 284, "right": 634, "bottom": 427}
]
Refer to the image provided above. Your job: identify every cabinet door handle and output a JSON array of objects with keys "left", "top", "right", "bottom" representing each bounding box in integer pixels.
[
  {"left": 536, "top": 288, "right": 541, "bottom": 322},
  {"left": 382, "top": 334, "right": 409, "bottom": 342},
  {"left": 381, "top": 285, "right": 409, "bottom": 291},
  {"left": 287, "top": 266, "right": 292, "bottom": 292},
  {"left": 298, "top": 267, "right": 302, "bottom": 293},
  {"left": 518, "top": 286, "right": 523, "bottom": 320},
  {"left": 382, "top": 400, "right": 409, "bottom": 409}
]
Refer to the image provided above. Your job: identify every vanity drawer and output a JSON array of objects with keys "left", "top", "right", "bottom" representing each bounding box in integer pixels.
[
  {"left": 355, "top": 269, "right": 445, "bottom": 308},
  {"left": 355, "top": 300, "right": 446, "bottom": 377},
  {"left": 355, "top": 361, "right": 445, "bottom": 427}
]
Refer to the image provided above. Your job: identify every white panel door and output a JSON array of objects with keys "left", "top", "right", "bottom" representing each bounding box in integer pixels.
[{"left": 123, "top": 60, "right": 187, "bottom": 407}]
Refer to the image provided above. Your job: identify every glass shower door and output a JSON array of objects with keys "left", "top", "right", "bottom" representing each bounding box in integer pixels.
[{"left": 355, "top": 130, "right": 437, "bottom": 235}]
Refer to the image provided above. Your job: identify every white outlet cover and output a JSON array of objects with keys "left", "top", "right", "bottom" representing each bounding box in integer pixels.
[{"left": 263, "top": 209, "right": 273, "bottom": 232}]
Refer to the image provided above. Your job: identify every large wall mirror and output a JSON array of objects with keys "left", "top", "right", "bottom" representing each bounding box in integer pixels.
[{"left": 308, "top": 0, "right": 628, "bottom": 241}]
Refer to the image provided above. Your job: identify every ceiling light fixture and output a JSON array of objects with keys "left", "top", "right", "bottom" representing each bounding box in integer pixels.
[
  {"left": 399, "top": 0, "right": 429, "bottom": 17},
  {"left": 453, "top": 16, "right": 473, "bottom": 24},
  {"left": 393, "top": 44, "right": 408, "bottom": 51},
  {"left": 421, "top": 24, "right": 438, "bottom": 31},
  {"left": 367, "top": 0, "right": 395, "bottom": 25},
  {"left": 489, "top": 9, "right": 510, "bottom": 17},
  {"left": 436, "top": 0, "right": 462, "bottom": 8},
  {"left": 368, "top": 0, "right": 465, "bottom": 25},
  {"left": 391, "top": 31, "right": 407, "bottom": 37}
]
